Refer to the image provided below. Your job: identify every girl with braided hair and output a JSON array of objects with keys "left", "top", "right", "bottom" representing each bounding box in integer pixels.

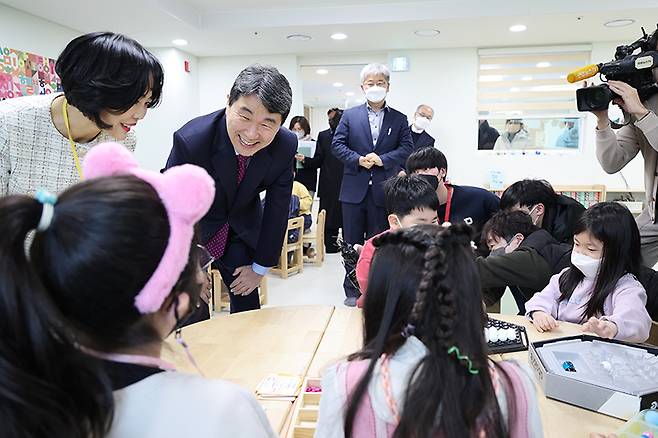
[{"left": 315, "top": 223, "right": 542, "bottom": 438}]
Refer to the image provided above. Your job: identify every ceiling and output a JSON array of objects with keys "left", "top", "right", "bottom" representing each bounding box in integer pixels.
[
  {"left": 4, "top": 0, "right": 657, "bottom": 107},
  {"left": 3, "top": 0, "right": 658, "bottom": 57}
]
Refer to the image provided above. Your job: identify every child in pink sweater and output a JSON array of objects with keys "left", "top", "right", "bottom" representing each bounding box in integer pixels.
[
  {"left": 317, "top": 224, "right": 543, "bottom": 438},
  {"left": 526, "top": 202, "right": 651, "bottom": 343}
]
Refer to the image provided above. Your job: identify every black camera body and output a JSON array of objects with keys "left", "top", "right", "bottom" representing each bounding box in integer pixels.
[{"left": 577, "top": 26, "right": 658, "bottom": 112}]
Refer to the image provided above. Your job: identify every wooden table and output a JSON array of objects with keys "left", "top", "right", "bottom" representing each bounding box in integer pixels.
[
  {"left": 164, "top": 305, "right": 334, "bottom": 434},
  {"left": 307, "top": 309, "right": 624, "bottom": 437},
  {"left": 492, "top": 314, "right": 624, "bottom": 437},
  {"left": 168, "top": 306, "right": 625, "bottom": 437}
]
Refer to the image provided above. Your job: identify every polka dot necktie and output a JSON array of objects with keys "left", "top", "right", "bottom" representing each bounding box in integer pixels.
[{"left": 206, "top": 155, "right": 249, "bottom": 259}]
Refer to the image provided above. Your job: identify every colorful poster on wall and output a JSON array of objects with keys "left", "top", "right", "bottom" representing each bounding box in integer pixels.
[{"left": 0, "top": 46, "right": 62, "bottom": 100}]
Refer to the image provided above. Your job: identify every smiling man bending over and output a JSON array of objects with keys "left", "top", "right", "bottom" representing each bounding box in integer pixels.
[{"left": 165, "top": 64, "right": 296, "bottom": 314}]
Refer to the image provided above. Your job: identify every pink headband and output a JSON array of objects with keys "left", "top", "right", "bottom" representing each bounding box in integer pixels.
[{"left": 82, "top": 142, "right": 215, "bottom": 314}]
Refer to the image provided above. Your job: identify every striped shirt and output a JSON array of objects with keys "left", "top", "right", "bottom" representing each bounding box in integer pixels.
[{"left": 0, "top": 94, "right": 136, "bottom": 196}]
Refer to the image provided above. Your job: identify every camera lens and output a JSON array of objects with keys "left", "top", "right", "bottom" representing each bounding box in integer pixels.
[{"left": 590, "top": 87, "right": 610, "bottom": 107}]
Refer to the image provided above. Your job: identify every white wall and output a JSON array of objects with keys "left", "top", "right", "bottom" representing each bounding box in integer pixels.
[
  {"left": 310, "top": 105, "right": 332, "bottom": 139},
  {"left": 198, "top": 54, "right": 303, "bottom": 127},
  {"left": 135, "top": 48, "right": 199, "bottom": 171},
  {"left": 386, "top": 44, "right": 645, "bottom": 192},
  {"left": 0, "top": 4, "right": 79, "bottom": 58}
]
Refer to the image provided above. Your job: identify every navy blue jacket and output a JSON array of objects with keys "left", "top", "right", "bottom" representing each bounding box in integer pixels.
[
  {"left": 411, "top": 128, "right": 435, "bottom": 150},
  {"left": 331, "top": 103, "right": 413, "bottom": 206},
  {"left": 165, "top": 109, "right": 296, "bottom": 267}
]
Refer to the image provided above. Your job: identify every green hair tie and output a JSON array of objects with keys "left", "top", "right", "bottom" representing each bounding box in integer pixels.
[{"left": 447, "top": 346, "right": 480, "bottom": 375}]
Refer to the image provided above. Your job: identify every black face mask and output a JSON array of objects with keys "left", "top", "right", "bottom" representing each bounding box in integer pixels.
[{"left": 418, "top": 174, "right": 440, "bottom": 191}]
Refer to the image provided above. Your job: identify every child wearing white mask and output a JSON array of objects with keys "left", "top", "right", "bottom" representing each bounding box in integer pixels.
[{"left": 525, "top": 202, "right": 651, "bottom": 343}]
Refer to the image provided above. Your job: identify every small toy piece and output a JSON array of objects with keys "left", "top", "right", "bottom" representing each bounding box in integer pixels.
[
  {"left": 641, "top": 432, "right": 654, "bottom": 438},
  {"left": 562, "top": 361, "right": 577, "bottom": 372},
  {"left": 644, "top": 409, "right": 658, "bottom": 426}
]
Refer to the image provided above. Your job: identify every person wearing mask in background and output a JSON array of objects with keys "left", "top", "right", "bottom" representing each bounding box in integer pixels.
[
  {"left": 406, "top": 146, "right": 500, "bottom": 252},
  {"left": 493, "top": 119, "right": 531, "bottom": 150},
  {"left": 592, "top": 29, "right": 658, "bottom": 267},
  {"left": 296, "top": 108, "right": 344, "bottom": 253},
  {"left": 332, "top": 63, "right": 414, "bottom": 306},
  {"left": 410, "top": 104, "right": 435, "bottom": 151},
  {"left": 500, "top": 179, "right": 585, "bottom": 245},
  {"left": 289, "top": 115, "right": 318, "bottom": 198},
  {"left": 478, "top": 119, "right": 500, "bottom": 150},
  {"left": 556, "top": 119, "right": 579, "bottom": 148},
  {"left": 0, "top": 32, "right": 164, "bottom": 196}
]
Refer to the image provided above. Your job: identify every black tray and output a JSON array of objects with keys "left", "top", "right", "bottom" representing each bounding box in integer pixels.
[{"left": 486, "top": 317, "right": 529, "bottom": 354}]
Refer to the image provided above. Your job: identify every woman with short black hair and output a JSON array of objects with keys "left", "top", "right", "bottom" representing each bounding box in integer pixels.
[{"left": 0, "top": 31, "right": 164, "bottom": 196}]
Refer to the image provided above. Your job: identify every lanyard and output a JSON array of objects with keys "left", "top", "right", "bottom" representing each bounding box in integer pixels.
[
  {"left": 61, "top": 98, "right": 84, "bottom": 181},
  {"left": 84, "top": 348, "right": 177, "bottom": 371},
  {"left": 444, "top": 184, "right": 454, "bottom": 223}
]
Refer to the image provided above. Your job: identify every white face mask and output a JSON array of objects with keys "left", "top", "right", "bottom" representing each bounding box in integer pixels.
[
  {"left": 294, "top": 131, "right": 304, "bottom": 140},
  {"left": 571, "top": 251, "right": 601, "bottom": 279},
  {"left": 365, "top": 86, "right": 387, "bottom": 103},
  {"left": 414, "top": 116, "right": 431, "bottom": 131}
]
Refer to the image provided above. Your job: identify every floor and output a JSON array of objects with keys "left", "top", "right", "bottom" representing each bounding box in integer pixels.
[
  {"left": 217, "top": 199, "right": 519, "bottom": 315},
  {"left": 262, "top": 251, "right": 519, "bottom": 315}
]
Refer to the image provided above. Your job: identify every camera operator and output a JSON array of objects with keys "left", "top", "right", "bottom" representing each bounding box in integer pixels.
[{"left": 593, "top": 37, "right": 658, "bottom": 267}]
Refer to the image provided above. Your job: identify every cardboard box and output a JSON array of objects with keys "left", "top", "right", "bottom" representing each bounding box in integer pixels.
[{"left": 528, "top": 335, "right": 658, "bottom": 420}]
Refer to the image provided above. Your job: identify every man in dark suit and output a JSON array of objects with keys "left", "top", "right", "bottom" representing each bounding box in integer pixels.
[
  {"left": 165, "top": 64, "right": 295, "bottom": 313},
  {"left": 332, "top": 63, "right": 414, "bottom": 306},
  {"left": 410, "top": 104, "right": 436, "bottom": 150},
  {"left": 296, "top": 108, "right": 344, "bottom": 253}
]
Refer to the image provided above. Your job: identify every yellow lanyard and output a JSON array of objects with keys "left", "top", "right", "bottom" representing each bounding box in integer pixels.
[{"left": 62, "top": 98, "right": 84, "bottom": 181}]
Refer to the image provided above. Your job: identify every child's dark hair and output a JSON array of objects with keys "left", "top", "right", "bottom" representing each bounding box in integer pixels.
[
  {"left": 481, "top": 209, "right": 538, "bottom": 246},
  {"left": 345, "top": 224, "right": 510, "bottom": 437},
  {"left": 0, "top": 176, "right": 202, "bottom": 438},
  {"left": 405, "top": 147, "right": 448, "bottom": 175},
  {"left": 56, "top": 32, "right": 164, "bottom": 130},
  {"left": 559, "top": 202, "right": 641, "bottom": 321},
  {"left": 500, "top": 179, "right": 557, "bottom": 210},
  {"left": 384, "top": 174, "right": 439, "bottom": 217}
]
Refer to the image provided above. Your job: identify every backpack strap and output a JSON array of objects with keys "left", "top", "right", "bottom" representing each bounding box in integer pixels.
[
  {"left": 495, "top": 361, "right": 531, "bottom": 438},
  {"left": 344, "top": 360, "right": 378, "bottom": 437}
]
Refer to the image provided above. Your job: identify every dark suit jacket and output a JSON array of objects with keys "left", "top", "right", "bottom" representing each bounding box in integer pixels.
[
  {"left": 331, "top": 104, "right": 413, "bottom": 206},
  {"left": 411, "top": 127, "right": 435, "bottom": 150},
  {"left": 303, "top": 128, "right": 343, "bottom": 228},
  {"left": 165, "top": 109, "right": 296, "bottom": 267}
]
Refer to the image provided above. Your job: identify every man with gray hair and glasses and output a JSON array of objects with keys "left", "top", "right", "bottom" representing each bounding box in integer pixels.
[
  {"left": 332, "top": 62, "right": 414, "bottom": 306},
  {"left": 165, "top": 64, "right": 296, "bottom": 314}
]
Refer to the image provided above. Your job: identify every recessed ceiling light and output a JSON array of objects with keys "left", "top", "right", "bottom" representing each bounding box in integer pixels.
[
  {"left": 316, "top": 68, "right": 329, "bottom": 75},
  {"left": 333, "top": 82, "right": 344, "bottom": 88},
  {"left": 172, "top": 39, "right": 188, "bottom": 46},
  {"left": 510, "top": 87, "right": 521, "bottom": 92},
  {"left": 330, "top": 33, "right": 348, "bottom": 40},
  {"left": 345, "top": 91, "right": 355, "bottom": 96},
  {"left": 414, "top": 29, "right": 440, "bottom": 37},
  {"left": 286, "top": 34, "right": 312, "bottom": 41},
  {"left": 536, "top": 62, "right": 551, "bottom": 68},
  {"left": 509, "top": 24, "right": 527, "bottom": 32},
  {"left": 604, "top": 19, "right": 636, "bottom": 28},
  {"left": 521, "top": 76, "right": 533, "bottom": 81}
]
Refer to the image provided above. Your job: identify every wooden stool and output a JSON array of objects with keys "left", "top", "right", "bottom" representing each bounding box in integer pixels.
[
  {"left": 303, "top": 209, "right": 326, "bottom": 266},
  {"left": 270, "top": 216, "right": 305, "bottom": 279}
]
